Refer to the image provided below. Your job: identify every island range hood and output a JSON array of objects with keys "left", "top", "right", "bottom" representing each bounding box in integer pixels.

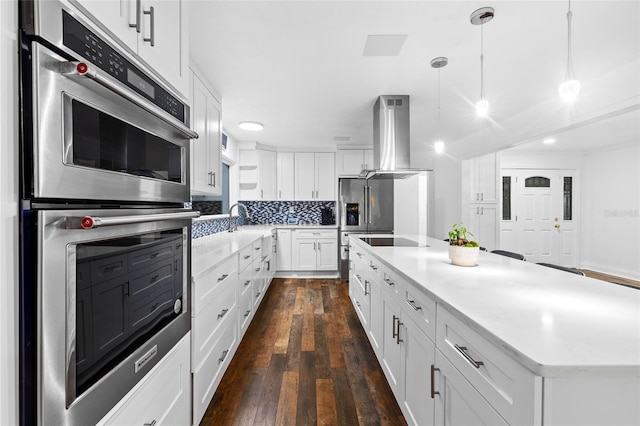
[{"left": 360, "top": 95, "right": 425, "bottom": 180}]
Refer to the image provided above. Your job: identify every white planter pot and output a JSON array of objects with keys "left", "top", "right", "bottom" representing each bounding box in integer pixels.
[{"left": 448, "top": 245, "right": 479, "bottom": 267}]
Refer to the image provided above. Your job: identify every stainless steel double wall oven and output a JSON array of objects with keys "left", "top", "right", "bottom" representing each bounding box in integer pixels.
[{"left": 19, "top": 1, "right": 198, "bottom": 425}]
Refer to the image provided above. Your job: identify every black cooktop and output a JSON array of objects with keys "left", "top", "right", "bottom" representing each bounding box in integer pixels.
[{"left": 359, "top": 237, "right": 422, "bottom": 247}]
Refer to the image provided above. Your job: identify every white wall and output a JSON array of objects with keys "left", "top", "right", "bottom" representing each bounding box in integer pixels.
[
  {"left": 1, "top": 0, "right": 19, "bottom": 424},
  {"left": 394, "top": 171, "right": 428, "bottom": 244},
  {"left": 581, "top": 142, "right": 640, "bottom": 280}
]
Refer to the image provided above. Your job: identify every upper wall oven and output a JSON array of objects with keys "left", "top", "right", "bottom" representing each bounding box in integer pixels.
[{"left": 21, "top": 2, "right": 196, "bottom": 204}]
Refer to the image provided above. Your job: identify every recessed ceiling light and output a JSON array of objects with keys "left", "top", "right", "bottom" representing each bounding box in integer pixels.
[
  {"left": 543, "top": 138, "right": 556, "bottom": 145},
  {"left": 238, "top": 121, "right": 264, "bottom": 131}
]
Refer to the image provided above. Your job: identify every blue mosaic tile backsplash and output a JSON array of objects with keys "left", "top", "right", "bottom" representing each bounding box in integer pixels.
[{"left": 191, "top": 200, "right": 335, "bottom": 239}]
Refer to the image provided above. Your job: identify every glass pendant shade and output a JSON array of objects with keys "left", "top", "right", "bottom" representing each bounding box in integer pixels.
[
  {"left": 434, "top": 140, "right": 445, "bottom": 154},
  {"left": 476, "top": 98, "right": 489, "bottom": 117},
  {"left": 559, "top": 4, "right": 580, "bottom": 102}
]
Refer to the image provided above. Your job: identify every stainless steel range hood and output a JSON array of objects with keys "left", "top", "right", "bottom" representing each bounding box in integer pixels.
[{"left": 360, "top": 95, "right": 424, "bottom": 180}]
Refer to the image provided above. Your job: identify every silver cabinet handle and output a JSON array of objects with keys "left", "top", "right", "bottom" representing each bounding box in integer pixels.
[
  {"left": 311, "top": 190, "right": 314, "bottom": 198},
  {"left": 316, "top": 190, "right": 319, "bottom": 198},
  {"left": 364, "top": 280, "right": 369, "bottom": 296},
  {"left": 392, "top": 315, "right": 399, "bottom": 340},
  {"left": 217, "top": 308, "right": 229, "bottom": 319},
  {"left": 476, "top": 193, "right": 479, "bottom": 200},
  {"left": 75, "top": 211, "right": 199, "bottom": 229},
  {"left": 396, "top": 319, "right": 403, "bottom": 344},
  {"left": 217, "top": 273, "right": 229, "bottom": 282},
  {"left": 476, "top": 206, "right": 479, "bottom": 215},
  {"left": 244, "top": 280, "right": 251, "bottom": 286},
  {"left": 369, "top": 263, "right": 378, "bottom": 272},
  {"left": 406, "top": 299, "right": 422, "bottom": 311},
  {"left": 244, "top": 255, "right": 251, "bottom": 259},
  {"left": 143, "top": 420, "right": 157, "bottom": 426},
  {"left": 129, "top": 0, "right": 141, "bottom": 32},
  {"left": 212, "top": 172, "right": 216, "bottom": 187},
  {"left": 384, "top": 278, "right": 395, "bottom": 287},
  {"left": 143, "top": 6, "right": 155, "bottom": 46},
  {"left": 279, "top": 190, "right": 282, "bottom": 199},
  {"left": 255, "top": 267, "right": 261, "bottom": 272},
  {"left": 244, "top": 309, "right": 251, "bottom": 317},
  {"left": 481, "top": 193, "right": 484, "bottom": 201},
  {"left": 218, "top": 349, "right": 229, "bottom": 363},
  {"left": 261, "top": 189, "right": 263, "bottom": 198},
  {"left": 59, "top": 62, "right": 198, "bottom": 139},
  {"left": 454, "top": 344, "right": 484, "bottom": 368},
  {"left": 255, "top": 291, "right": 261, "bottom": 298},
  {"left": 481, "top": 207, "right": 484, "bottom": 215},
  {"left": 430, "top": 365, "right": 440, "bottom": 398}
]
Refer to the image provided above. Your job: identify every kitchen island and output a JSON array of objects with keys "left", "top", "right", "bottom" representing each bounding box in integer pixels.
[{"left": 348, "top": 235, "right": 640, "bottom": 426}]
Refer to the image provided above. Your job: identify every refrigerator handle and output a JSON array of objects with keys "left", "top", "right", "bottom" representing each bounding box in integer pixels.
[
  {"left": 366, "top": 185, "right": 371, "bottom": 225},
  {"left": 363, "top": 186, "right": 367, "bottom": 226}
]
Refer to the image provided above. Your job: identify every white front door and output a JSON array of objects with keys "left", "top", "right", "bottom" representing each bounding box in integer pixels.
[{"left": 501, "top": 169, "right": 579, "bottom": 266}]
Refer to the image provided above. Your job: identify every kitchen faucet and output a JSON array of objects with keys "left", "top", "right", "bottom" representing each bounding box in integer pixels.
[{"left": 228, "top": 203, "right": 251, "bottom": 232}]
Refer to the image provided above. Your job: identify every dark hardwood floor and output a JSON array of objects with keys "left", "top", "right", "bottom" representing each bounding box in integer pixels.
[{"left": 200, "top": 278, "right": 407, "bottom": 426}]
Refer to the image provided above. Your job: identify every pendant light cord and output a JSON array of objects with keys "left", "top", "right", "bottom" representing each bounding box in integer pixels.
[
  {"left": 480, "top": 23, "right": 485, "bottom": 99},
  {"left": 565, "top": 0, "right": 575, "bottom": 80},
  {"left": 437, "top": 67, "right": 442, "bottom": 141}
]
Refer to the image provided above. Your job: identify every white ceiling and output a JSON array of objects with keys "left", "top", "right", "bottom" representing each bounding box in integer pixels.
[{"left": 189, "top": 1, "right": 640, "bottom": 159}]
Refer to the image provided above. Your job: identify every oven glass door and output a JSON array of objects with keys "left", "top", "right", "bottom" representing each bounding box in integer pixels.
[{"left": 36, "top": 208, "right": 193, "bottom": 425}]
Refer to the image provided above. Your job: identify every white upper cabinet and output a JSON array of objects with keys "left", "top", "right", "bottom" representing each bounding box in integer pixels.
[
  {"left": 238, "top": 146, "right": 277, "bottom": 200},
  {"left": 74, "top": 0, "right": 189, "bottom": 98},
  {"left": 276, "top": 152, "right": 295, "bottom": 200},
  {"left": 294, "top": 152, "right": 335, "bottom": 201},
  {"left": 257, "top": 149, "right": 277, "bottom": 200},
  {"left": 468, "top": 153, "right": 498, "bottom": 203},
  {"left": 190, "top": 72, "right": 221, "bottom": 196},
  {"left": 336, "top": 148, "right": 374, "bottom": 176}
]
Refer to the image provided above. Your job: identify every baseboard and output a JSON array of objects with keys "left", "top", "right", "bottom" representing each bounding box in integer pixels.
[
  {"left": 274, "top": 271, "right": 339, "bottom": 279},
  {"left": 580, "top": 262, "right": 640, "bottom": 282}
]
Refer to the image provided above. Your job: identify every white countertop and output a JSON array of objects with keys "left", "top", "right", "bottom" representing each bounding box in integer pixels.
[{"left": 350, "top": 235, "right": 640, "bottom": 378}]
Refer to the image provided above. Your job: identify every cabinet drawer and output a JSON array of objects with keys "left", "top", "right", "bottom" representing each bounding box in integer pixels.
[
  {"left": 350, "top": 273, "right": 369, "bottom": 328},
  {"left": 401, "top": 282, "right": 436, "bottom": 342},
  {"left": 193, "top": 318, "right": 237, "bottom": 424},
  {"left": 192, "top": 282, "right": 236, "bottom": 371},
  {"left": 252, "top": 240, "right": 262, "bottom": 259},
  {"left": 239, "top": 266, "right": 252, "bottom": 297},
  {"left": 192, "top": 255, "right": 237, "bottom": 316},
  {"left": 238, "top": 245, "right": 253, "bottom": 272},
  {"left": 99, "top": 334, "right": 190, "bottom": 426},
  {"left": 294, "top": 229, "right": 336, "bottom": 239},
  {"left": 239, "top": 285, "right": 253, "bottom": 335},
  {"left": 436, "top": 305, "right": 536, "bottom": 423}
]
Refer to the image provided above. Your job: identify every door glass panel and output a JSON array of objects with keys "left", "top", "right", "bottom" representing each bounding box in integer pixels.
[
  {"left": 72, "top": 100, "right": 182, "bottom": 182},
  {"left": 502, "top": 176, "right": 511, "bottom": 220},
  {"left": 524, "top": 176, "right": 550, "bottom": 188},
  {"left": 563, "top": 177, "right": 573, "bottom": 220}
]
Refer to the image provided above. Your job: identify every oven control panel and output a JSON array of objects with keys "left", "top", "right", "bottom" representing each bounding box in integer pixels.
[{"left": 62, "top": 10, "right": 185, "bottom": 123}]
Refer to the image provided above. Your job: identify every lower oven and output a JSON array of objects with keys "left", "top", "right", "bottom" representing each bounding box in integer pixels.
[{"left": 21, "top": 207, "right": 198, "bottom": 425}]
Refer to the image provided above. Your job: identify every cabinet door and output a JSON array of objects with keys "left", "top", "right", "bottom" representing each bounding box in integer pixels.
[
  {"left": 381, "top": 297, "right": 403, "bottom": 398},
  {"left": 292, "top": 238, "right": 316, "bottom": 270},
  {"left": 258, "top": 150, "right": 277, "bottom": 200},
  {"left": 433, "top": 350, "right": 508, "bottom": 426},
  {"left": 205, "top": 89, "right": 222, "bottom": 195},
  {"left": 337, "top": 150, "right": 365, "bottom": 176},
  {"left": 470, "top": 153, "right": 497, "bottom": 203},
  {"left": 469, "top": 204, "right": 497, "bottom": 251},
  {"left": 294, "top": 153, "right": 316, "bottom": 200},
  {"left": 363, "top": 149, "right": 374, "bottom": 170},
  {"left": 368, "top": 278, "right": 383, "bottom": 357},
  {"left": 402, "top": 319, "right": 435, "bottom": 426},
  {"left": 276, "top": 229, "right": 292, "bottom": 271},
  {"left": 315, "top": 152, "right": 335, "bottom": 200},
  {"left": 76, "top": 0, "right": 138, "bottom": 51},
  {"left": 137, "top": 0, "right": 187, "bottom": 95},
  {"left": 277, "top": 152, "right": 295, "bottom": 200},
  {"left": 316, "top": 237, "right": 337, "bottom": 270}
]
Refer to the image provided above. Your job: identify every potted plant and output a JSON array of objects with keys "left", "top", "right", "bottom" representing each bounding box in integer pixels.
[{"left": 448, "top": 223, "right": 480, "bottom": 267}]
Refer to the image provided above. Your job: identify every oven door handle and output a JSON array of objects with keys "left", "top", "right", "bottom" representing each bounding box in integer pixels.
[
  {"left": 78, "top": 211, "right": 200, "bottom": 229},
  {"left": 60, "top": 61, "right": 199, "bottom": 140}
]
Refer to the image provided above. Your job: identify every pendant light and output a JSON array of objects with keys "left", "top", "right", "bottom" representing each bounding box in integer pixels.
[
  {"left": 430, "top": 56, "right": 448, "bottom": 154},
  {"left": 470, "top": 7, "right": 494, "bottom": 117},
  {"left": 559, "top": 0, "right": 580, "bottom": 102}
]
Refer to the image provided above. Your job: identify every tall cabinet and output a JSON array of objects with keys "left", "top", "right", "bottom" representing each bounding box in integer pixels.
[
  {"left": 462, "top": 153, "right": 498, "bottom": 251},
  {"left": 190, "top": 71, "right": 222, "bottom": 196},
  {"left": 294, "top": 152, "right": 335, "bottom": 201}
]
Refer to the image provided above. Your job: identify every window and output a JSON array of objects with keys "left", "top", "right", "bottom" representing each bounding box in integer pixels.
[
  {"left": 191, "top": 163, "right": 230, "bottom": 214},
  {"left": 502, "top": 176, "right": 511, "bottom": 220},
  {"left": 563, "top": 176, "right": 573, "bottom": 220},
  {"left": 524, "top": 176, "right": 550, "bottom": 188}
]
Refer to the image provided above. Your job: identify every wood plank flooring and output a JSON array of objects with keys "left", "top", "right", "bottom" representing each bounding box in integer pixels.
[
  {"left": 581, "top": 269, "right": 640, "bottom": 289},
  {"left": 200, "top": 278, "right": 407, "bottom": 426}
]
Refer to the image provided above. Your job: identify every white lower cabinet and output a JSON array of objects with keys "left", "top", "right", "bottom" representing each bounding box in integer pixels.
[
  {"left": 381, "top": 295, "right": 403, "bottom": 398},
  {"left": 433, "top": 349, "right": 507, "bottom": 426},
  {"left": 402, "top": 316, "right": 436, "bottom": 426},
  {"left": 291, "top": 229, "right": 338, "bottom": 271},
  {"left": 98, "top": 333, "right": 191, "bottom": 426},
  {"left": 276, "top": 229, "right": 292, "bottom": 271}
]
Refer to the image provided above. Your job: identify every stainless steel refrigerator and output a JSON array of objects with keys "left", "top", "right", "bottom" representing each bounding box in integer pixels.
[{"left": 339, "top": 178, "right": 394, "bottom": 279}]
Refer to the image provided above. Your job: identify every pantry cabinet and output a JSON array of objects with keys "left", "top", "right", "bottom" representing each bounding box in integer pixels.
[
  {"left": 294, "top": 152, "right": 335, "bottom": 201},
  {"left": 74, "top": 0, "right": 189, "bottom": 97},
  {"left": 190, "top": 72, "right": 222, "bottom": 196}
]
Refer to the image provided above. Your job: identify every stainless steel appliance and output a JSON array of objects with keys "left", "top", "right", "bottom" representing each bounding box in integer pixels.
[
  {"left": 339, "top": 178, "right": 394, "bottom": 279},
  {"left": 19, "top": 2, "right": 198, "bottom": 425}
]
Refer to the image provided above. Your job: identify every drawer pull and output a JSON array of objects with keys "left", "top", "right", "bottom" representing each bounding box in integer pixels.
[
  {"left": 143, "top": 420, "right": 157, "bottom": 426},
  {"left": 244, "top": 255, "right": 251, "bottom": 259},
  {"left": 256, "top": 291, "right": 261, "bottom": 298},
  {"left": 406, "top": 299, "right": 422, "bottom": 311},
  {"left": 454, "top": 344, "right": 484, "bottom": 369},
  {"left": 356, "top": 301, "right": 361, "bottom": 307},
  {"left": 255, "top": 267, "right": 261, "bottom": 272},
  {"left": 356, "top": 252, "right": 362, "bottom": 258},
  {"left": 244, "top": 280, "right": 251, "bottom": 286},
  {"left": 430, "top": 365, "right": 440, "bottom": 398},
  {"left": 244, "top": 309, "right": 251, "bottom": 317},
  {"left": 217, "top": 273, "right": 229, "bottom": 282},
  {"left": 217, "top": 308, "right": 229, "bottom": 319},
  {"left": 255, "top": 247, "right": 261, "bottom": 251},
  {"left": 219, "top": 349, "right": 229, "bottom": 363},
  {"left": 369, "top": 263, "right": 378, "bottom": 271},
  {"left": 384, "top": 277, "right": 395, "bottom": 287},
  {"left": 364, "top": 280, "right": 370, "bottom": 296}
]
